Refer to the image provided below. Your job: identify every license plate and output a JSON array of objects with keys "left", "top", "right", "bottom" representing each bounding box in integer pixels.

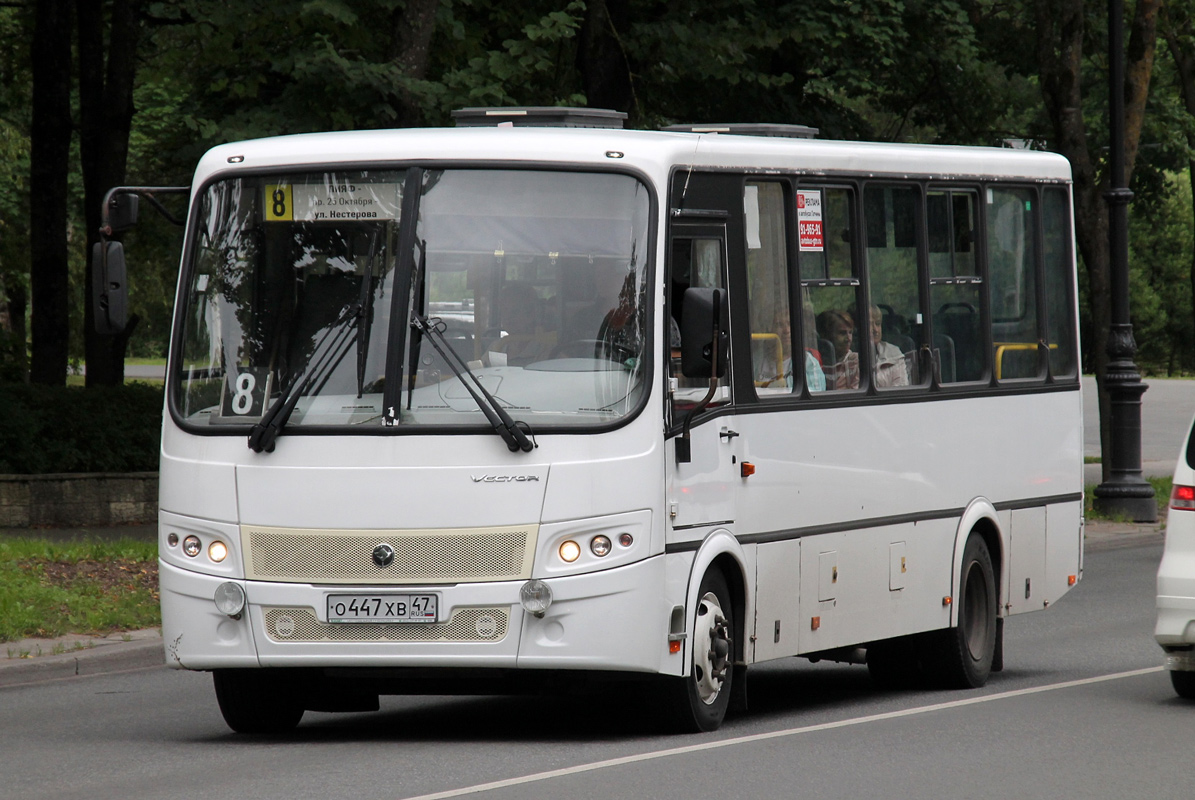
[{"left": 326, "top": 594, "right": 438, "bottom": 623}]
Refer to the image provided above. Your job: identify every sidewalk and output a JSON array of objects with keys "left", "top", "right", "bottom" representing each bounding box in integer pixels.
[{"left": 0, "top": 627, "right": 163, "bottom": 688}]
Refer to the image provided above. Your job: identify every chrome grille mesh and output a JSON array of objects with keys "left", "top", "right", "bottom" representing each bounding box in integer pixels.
[
  {"left": 263, "top": 607, "right": 509, "bottom": 643},
  {"left": 241, "top": 524, "right": 537, "bottom": 584}
]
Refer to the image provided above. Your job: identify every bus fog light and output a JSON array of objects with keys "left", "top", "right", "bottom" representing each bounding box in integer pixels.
[
  {"left": 182, "top": 535, "right": 202, "bottom": 557},
  {"left": 559, "top": 540, "right": 581, "bottom": 563},
  {"left": 213, "top": 582, "right": 246, "bottom": 617},
  {"left": 618, "top": 533, "right": 633, "bottom": 547},
  {"left": 590, "top": 535, "right": 612, "bottom": 557},
  {"left": 167, "top": 533, "right": 179, "bottom": 547},
  {"left": 520, "top": 579, "right": 553, "bottom": 617},
  {"left": 208, "top": 540, "right": 228, "bottom": 563}
]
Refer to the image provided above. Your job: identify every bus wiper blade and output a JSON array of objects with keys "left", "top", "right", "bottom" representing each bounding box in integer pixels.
[
  {"left": 411, "top": 314, "right": 534, "bottom": 453},
  {"left": 248, "top": 302, "right": 361, "bottom": 454}
]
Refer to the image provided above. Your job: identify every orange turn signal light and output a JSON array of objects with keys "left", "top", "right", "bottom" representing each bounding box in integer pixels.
[
  {"left": 741, "top": 462, "right": 756, "bottom": 478},
  {"left": 669, "top": 641, "right": 681, "bottom": 654},
  {"left": 1068, "top": 574, "right": 1077, "bottom": 586},
  {"left": 942, "top": 596, "right": 953, "bottom": 606},
  {"left": 810, "top": 616, "right": 820, "bottom": 631}
]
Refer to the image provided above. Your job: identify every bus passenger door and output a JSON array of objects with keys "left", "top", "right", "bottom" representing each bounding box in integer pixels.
[{"left": 666, "top": 226, "right": 740, "bottom": 530}]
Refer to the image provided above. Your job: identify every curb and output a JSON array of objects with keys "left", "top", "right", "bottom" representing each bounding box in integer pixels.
[{"left": 0, "top": 630, "right": 165, "bottom": 688}]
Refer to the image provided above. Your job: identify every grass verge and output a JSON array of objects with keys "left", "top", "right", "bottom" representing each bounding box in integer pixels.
[
  {"left": 0, "top": 537, "right": 159, "bottom": 642},
  {"left": 1085, "top": 475, "right": 1172, "bottom": 522}
]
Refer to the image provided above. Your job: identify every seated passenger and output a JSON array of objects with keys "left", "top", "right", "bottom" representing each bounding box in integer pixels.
[
  {"left": 869, "top": 306, "right": 910, "bottom": 388},
  {"left": 816, "top": 308, "right": 859, "bottom": 389},
  {"left": 770, "top": 310, "right": 825, "bottom": 392}
]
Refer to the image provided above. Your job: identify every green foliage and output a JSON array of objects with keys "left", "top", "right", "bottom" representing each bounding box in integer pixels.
[
  {"left": 0, "top": 383, "right": 162, "bottom": 474},
  {"left": 1128, "top": 171, "right": 1194, "bottom": 375},
  {"left": 0, "top": 537, "right": 159, "bottom": 641}
]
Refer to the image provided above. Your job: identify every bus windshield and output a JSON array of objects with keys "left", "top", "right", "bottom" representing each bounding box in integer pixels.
[{"left": 174, "top": 168, "right": 653, "bottom": 432}]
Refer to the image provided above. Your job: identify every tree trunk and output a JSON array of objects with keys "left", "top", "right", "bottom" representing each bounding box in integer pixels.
[
  {"left": 1034, "top": 0, "right": 1160, "bottom": 481},
  {"left": 577, "top": 0, "right": 634, "bottom": 114},
  {"left": 79, "top": 0, "right": 141, "bottom": 387},
  {"left": 389, "top": 0, "right": 439, "bottom": 128},
  {"left": 29, "top": 0, "right": 73, "bottom": 387}
]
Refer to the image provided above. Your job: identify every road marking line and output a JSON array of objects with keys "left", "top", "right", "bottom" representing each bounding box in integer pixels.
[{"left": 399, "top": 666, "right": 1164, "bottom": 800}]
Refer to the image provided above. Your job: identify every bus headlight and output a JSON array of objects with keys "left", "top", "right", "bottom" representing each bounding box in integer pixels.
[
  {"left": 559, "top": 540, "right": 581, "bottom": 563},
  {"left": 208, "top": 541, "right": 228, "bottom": 563},
  {"left": 590, "top": 535, "right": 612, "bottom": 557},
  {"left": 182, "top": 535, "right": 202, "bottom": 558},
  {"left": 213, "top": 582, "right": 246, "bottom": 617},
  {"left": 520, "top": 579, "right": 553, "bottom": 617}
]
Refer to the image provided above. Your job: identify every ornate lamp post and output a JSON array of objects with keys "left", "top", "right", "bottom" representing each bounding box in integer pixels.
[{"left": 1093, "top": 0, "right": 1156, "bottom": 522}]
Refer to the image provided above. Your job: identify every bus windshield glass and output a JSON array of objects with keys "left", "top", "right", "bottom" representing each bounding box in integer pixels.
[{"left": 173, "top": 168, "right": 653, "bottom": 432}]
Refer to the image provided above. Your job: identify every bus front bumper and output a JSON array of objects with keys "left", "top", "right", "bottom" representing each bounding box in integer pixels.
[{"left": 159, "top": 556, "right": 677, "bottom": 676}]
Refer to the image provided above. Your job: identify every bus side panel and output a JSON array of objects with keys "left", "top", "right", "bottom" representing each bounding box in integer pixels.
[
  {"left": 1045, "top": 499, "right": 1082, "bottom": 605},
  {"left": 796, "top": 523, "right": 955, "bottom": 655},
  {"left": 1006, "top": 506, "right": 1047, "bottom": 615},
  {"left": 752, "top": 539, "right": 801, "bottom": 662}
]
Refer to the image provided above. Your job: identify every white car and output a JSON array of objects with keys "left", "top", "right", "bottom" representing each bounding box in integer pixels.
[{"left": 1156, "top": 413, "right": 1195, "bottom": 699}]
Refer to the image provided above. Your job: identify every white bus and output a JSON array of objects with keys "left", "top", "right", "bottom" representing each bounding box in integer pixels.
[{"left": 95, "top": 108, "right": 1084, "bottom": 733}]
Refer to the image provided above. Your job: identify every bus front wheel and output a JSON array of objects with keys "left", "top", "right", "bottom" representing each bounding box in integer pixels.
[
  {"left": 929, "top": 534, "right": 997, "bottom": 689},
  {"left": 670, "top": 569, "right": 735, "bottom": 732},
  {"left": 213, "top": 669, "right": 305, "bottom": 734}
]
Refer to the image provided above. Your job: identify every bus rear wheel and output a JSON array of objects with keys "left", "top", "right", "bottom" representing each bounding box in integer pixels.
[
  {"left": 213, "top": 669, "right": 305, "bottom": 734},
  {"left": 929, "top": 534, "right": 997, "bottom": 689},
  {"left": 1171, "top": 670, "right": 1195, "bottom": 699},
  {"left": 669, "top": 569, "right": 735, "bottom": 732}
]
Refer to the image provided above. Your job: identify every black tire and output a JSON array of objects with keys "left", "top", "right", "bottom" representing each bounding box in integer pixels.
[
  {"left": 213, "top": 669, "right": 305, "bottom": 734},
  {"left": 669, "top": 569, "right": 735, "bottom": 732},
  {"left": 928, "top": 534, "right": 997, "bottom": 689},
  {"left": 1171, "top": 670, "right": 1195, "bottom": 699},
  {"left": 867, "top": 637, "right": 923, "bottom": 690}
]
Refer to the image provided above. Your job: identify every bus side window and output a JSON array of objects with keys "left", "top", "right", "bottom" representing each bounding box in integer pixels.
[
  {"left": 745, "top": 182, "right": 795, "bottom": 395},
  {"left": 928, "top": 188, "right": 986, "bottom": 384},
  {"left": 800, "top": 186, "right": 862, "bottom": 393},
  {"left": 669, "top": 233, "right": 730, "bottom": 412},
  {"left": 1043, "top": 187, "right": 1077, "bottom": 379},
  {"left": 865, "top": 184, "right": 923, "bottom": 388},
  {"left": 987, "top": 187, "right": 1042, "bottom": 381}
]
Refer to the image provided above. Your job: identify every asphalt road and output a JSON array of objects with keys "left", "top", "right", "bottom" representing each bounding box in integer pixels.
[
  {"left": 0, "top": 541, "right": 1183, "bottom": 800},
  {"left": 1082, "top": 375, "right": 1193, "bottom": 475}
]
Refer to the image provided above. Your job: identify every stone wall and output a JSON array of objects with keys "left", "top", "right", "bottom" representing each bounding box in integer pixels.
[{"left": 0, "top": 473, "right": 158, "bottom": 528}]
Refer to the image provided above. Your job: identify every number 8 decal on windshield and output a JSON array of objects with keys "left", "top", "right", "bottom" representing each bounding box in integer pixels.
[
  {"left": 221, "top": 368, "right": 267, "bottom": 419},
  {"left": 232, "top": 373, "right": 256, "bottom": 414},
  {"left": 265, "top": 184, "right": 293, "bottom": 222}
]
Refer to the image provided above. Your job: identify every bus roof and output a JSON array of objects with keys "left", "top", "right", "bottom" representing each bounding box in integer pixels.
[{"left": 195, "top": 126, "right": 1073, "bottom": 186}]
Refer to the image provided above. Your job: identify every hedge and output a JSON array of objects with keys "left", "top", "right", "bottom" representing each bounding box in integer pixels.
[{"left": 0, "top": 383, "right": 163, "bottom": 474}]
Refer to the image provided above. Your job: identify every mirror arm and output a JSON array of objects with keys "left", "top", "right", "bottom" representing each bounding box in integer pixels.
[{"left": 676, "top": 293, "right": 723, "bottom": 465}]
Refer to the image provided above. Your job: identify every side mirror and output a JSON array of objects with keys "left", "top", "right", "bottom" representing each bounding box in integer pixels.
[
  {"left": 680, "top": 287, "right": 729, "bottom": 378},
  {"left": 91, "top": 241, "right": 128, "bottom": 335},
  {"left": 105, "top": 192, "right": 140, "bottom": 233}
]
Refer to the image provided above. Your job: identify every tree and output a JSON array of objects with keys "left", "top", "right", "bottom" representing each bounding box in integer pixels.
[
  {"left": 78, "top": 0, "right": 143, "bottom": 386},
  {"left": 29, "top": 0, "right": 73, "bottom": 386},
  {"left": 1033, "top": 0, "right": 1161, "bottom": 480},
  {"left": 1160, "top": 3, "right": 1195, "bottom": 375}
]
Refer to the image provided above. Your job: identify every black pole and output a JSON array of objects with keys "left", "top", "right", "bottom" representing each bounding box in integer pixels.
[{"left": 1093, "top": 0, "right": 1156, "bottom": 522}]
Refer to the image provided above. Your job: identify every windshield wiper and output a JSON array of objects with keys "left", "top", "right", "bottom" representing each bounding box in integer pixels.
[
  {"left": 412, "top": 313, "right": 534, "bottom": 453},
  {"left": 248, "top": 301, "right": 361, "bottom": 453}
]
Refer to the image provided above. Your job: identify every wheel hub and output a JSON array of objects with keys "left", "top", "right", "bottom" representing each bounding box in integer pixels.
[{"left": 693, "top": 590, "right": 732, "bottom": 704}]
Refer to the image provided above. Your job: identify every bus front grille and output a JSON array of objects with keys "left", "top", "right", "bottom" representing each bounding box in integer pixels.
[
  {"left": 241, "top": 524, "right": 537, "bottom": 584},
  {"left": 263, "top": 607, "right": 510, "bottom": 643}
]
